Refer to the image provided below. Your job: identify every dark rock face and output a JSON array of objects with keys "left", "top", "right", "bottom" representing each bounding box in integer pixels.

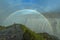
[
  {"left": 22, "top": 30, "right": 32, "bottom": 40},
  {"left": 0, "top": 24, "right": 24, "bottom": 40}
]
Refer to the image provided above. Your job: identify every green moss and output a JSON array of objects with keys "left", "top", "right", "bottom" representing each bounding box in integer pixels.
[
  {"left": 19, "top": 24, "right": 45, "bottom": 40},
  {"left": 0, "top": 26, "right": 6, "bottom": 30}
]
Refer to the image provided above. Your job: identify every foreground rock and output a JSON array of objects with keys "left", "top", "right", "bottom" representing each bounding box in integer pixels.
[
  {"left": 0, "top": 24, "right": 24, "bottom": 40},
  {"left": 0, "top": 24, "right": 59, "bottom": 40}
]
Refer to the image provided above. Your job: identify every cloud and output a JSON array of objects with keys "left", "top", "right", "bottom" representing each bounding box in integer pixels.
[{"left": 0, "top": 0, "right": 60, "bottom": 25}]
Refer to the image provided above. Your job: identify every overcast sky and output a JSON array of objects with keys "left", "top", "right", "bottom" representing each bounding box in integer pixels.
[{"left": 0, "top": 0, "right": 60, "bottom": 25}]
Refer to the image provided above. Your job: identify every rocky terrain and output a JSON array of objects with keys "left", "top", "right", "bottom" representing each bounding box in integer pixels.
[{"left": 0, "top": 24, "right": 59, "bottom": 40}]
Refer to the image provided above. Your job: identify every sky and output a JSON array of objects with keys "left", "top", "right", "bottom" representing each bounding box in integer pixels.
[
  {"left": 0, "top": 0, "right": 60, "bottom": 12},
  {"left": 0, "top": 0, "right": 60, "bottom": 25}
]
